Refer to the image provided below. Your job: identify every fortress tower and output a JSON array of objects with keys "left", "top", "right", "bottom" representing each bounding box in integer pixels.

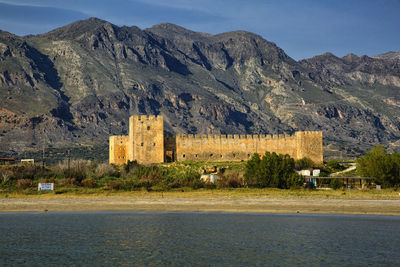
[
  {"left": 128, "top": 115, "right": 164, "bottom": 164},
  {"left": 109, "top": 115, "right": 164, "bottom": 165},
  {"left": 295, "top": 131, "right": 323, "bottom": 163},
  {"left": 109, "top": 115, "right": 323, "bottom": 165}
]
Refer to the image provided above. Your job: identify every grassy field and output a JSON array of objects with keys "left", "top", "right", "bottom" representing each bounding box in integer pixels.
[{"left": 1, "top": 187, "right": 399, "bottom": 200}]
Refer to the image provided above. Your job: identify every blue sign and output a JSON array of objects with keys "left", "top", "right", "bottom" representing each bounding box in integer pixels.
[{"left": 38, "top": 183, "right": 54, "bottom": 191}]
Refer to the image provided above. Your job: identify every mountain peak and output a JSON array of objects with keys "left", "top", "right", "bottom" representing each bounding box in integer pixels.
[
  {"left": 40, "top": 17, "right": 112, "bottom": 39},
  {"left": 147, "top": 23, "right": 212, "bottom": 41},
  {"left": 150, "top": 22, "right": 189, "bottom": 31},
  {"left": 373, "top": 51, "right": 400, "bottom": 60},
  {"left": 321, "top": 52, "right": 338, "bottom": 58},
  {"left": 342, "top": 53, "right": 359, "bottom": 63}
]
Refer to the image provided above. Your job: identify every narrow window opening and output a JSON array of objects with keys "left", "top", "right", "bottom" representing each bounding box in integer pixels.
[
  {"left": 183, "top": 154, "right": 186, "bottom": 158},
  {"left": 147, "top": 126, "right": 151, "bottom": 130},
  {"left": 141, "top": 143, "right": 144, "bottom": 146},
  {"left": 153, "top": 143, "right": 156, "bottom": 146}
]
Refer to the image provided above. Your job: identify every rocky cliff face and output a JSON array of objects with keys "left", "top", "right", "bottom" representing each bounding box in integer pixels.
[{"left": 0, "top": 18, "right": 399, "bottom": 160}]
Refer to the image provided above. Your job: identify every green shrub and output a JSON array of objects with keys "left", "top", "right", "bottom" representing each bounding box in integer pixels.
[
  {"left": 16, "top": 179, "right": 34, "bottom": 189},
  {"left": 286, "top": 173, "right": 304, "bottom": 188},
  {"left": 217, "top": 172, "right": 243, "bottom": 188},
  {"left": 94, "top": 163, "right": 119, "bottom": 178},
  {"left": 62, "top": 178, "right": 77, "bottom": 185},
  {"left": 244, "top": 153, "right": 262, "bottom": 187},
  {"left": 204, "top": 182, "right": 216, "bottom": 189},
  {"left": 81, "top": 178, "right": 97, "bottom": 188},
  {"left": 326, "top": 160, "right": 343, "bottom": 170},
  {"left": 330, "top": 178, "right": 343, "bottom": 190},
  {"left": 107, "top": 180, "right": 124, "bottom": 190},
  {"left": 244, "top": 152, "right": 297, "bottom": 189},
  {"left": 0, "top": 169, "right": 12, "bottom": 185},
  {"left": 168, "top": 181, "right": 181, "bottom": 188},
  {"left": 10, "top": 165, "right": 50, "bottom": 181},
  {"left": 356, "top": 145, "right": 399, "bottom": 187},
  {"left": 295, "top": 157, "right": 314, "bottom": 170},
  {"left": 188, "top": 178, "right": 204, "bottom": 189},
  {"left": 124, "top": 160, "right": 140, "bottom": 172}
]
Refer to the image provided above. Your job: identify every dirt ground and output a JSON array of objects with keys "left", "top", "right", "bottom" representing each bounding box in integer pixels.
[{"left": 1, "top": 196, "right": 400, "bottom": 215}]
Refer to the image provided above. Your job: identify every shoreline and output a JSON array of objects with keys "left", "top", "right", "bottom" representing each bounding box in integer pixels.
[{"left": 1, "top": 194, "right": 400, "bottom": 215}]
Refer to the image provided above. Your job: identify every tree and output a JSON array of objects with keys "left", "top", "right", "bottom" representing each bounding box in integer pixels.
[
  {"left": 295, "top": 157, "right": 314, "bottom": 170},
  {"left": 244, "top": 153, "right": 263, "bottom": 187},
  {"left": 326, "top": 160, "right": 343, "bottom": 170},
  {"left": 356, "top": 145, "right": 395, "bottom": 187},
  {"left": 244, "top": 152, "right": 300, "bottom": 189}
]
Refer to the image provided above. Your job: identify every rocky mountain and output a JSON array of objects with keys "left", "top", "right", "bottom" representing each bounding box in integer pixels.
[
  {"left": 373, "top": 51, "right": 400, "bottom": 60},
  {"left": 0, "top": 17, "right": 399, "bottom": 161}
]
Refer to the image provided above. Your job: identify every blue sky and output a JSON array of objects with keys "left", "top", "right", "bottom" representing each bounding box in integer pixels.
[{"left": 0, "top": 0, "right": 398, "bottom": 60}]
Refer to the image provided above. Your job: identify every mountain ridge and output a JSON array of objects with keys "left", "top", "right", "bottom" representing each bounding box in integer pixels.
[{"left": 0, "top": 18, "right": 399, "bottom": 160}]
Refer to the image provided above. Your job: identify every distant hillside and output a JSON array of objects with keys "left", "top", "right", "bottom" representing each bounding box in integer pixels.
[{"left": 0, "top": 18, "right": 399, "bottom": 161}]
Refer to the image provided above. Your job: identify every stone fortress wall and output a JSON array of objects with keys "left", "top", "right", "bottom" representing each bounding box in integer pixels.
[
  {"left": 110, "top": 115, "right": 323, "bottom": 165},
  {"left": 109, "top": 135, "right": 128, "bottom": 165}
]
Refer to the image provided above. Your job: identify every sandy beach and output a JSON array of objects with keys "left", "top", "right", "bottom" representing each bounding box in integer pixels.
[{"left": 1, "top": 193, "right": 400, "bottom": 215}]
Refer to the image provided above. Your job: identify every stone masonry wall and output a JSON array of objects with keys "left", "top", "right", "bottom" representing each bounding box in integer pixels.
[
  {"left": 175, "top": 133, "right": 300, "bottom": 162},
  {"left": 109, "top": 135, "right": 128, "bottom": 165},
  {"left": 128, "top": 115, "right": 164, "bottom": 164},
  {"left": 295, "top": 131, "right": 323, "bottom": 163}
]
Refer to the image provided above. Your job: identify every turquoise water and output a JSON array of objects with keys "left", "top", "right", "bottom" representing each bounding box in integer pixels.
[{"left": 1, "top": 212, "right": 399, "bottom": 266}]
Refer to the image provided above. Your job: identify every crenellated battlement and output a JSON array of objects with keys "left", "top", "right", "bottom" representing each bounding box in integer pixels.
[
  {"left": 176, "top": 132, "right": 297, "bottom": 141},
  {"left": 131, "top": 114, "right": 163, "bottom": 122},
  {"left": 295, "top": 131, "right": 323, "bottom": 136}
]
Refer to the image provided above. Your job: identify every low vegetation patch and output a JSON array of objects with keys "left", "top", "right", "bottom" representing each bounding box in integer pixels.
[
  {"left": 357, "top": 145, "right": 400, "bottom": 188},
  {"left": 1, "top": 146, "right": 398, "bottom": 195}
]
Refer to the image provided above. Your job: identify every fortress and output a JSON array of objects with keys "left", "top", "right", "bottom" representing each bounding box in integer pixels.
[{"left": 109, "top": 115, "right": 323, "bottom": 165}]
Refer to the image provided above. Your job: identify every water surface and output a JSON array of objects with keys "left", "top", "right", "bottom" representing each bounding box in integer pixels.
[{"left": 1, "top": 212, "right": 399, "bottom": 266}]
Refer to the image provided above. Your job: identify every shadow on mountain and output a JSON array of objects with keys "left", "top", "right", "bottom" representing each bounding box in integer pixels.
[{"left": 25, "top": 44, "right": 74, "bottom": 122}]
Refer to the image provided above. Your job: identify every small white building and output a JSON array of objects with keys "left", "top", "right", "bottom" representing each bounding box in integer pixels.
[
  {"left": 297, "top": 170, "right": 311, "bottom": 176},
  {"left": 200, "top": 174, "right": 218, "bottom": 183},
  {"left": 312, "top": 169, "right": 320, "bottom": 176}
]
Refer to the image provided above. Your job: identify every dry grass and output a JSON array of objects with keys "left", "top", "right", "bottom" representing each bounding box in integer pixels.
[{"left": 1, "top": 188, "right": 399, "bottom": 200}]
